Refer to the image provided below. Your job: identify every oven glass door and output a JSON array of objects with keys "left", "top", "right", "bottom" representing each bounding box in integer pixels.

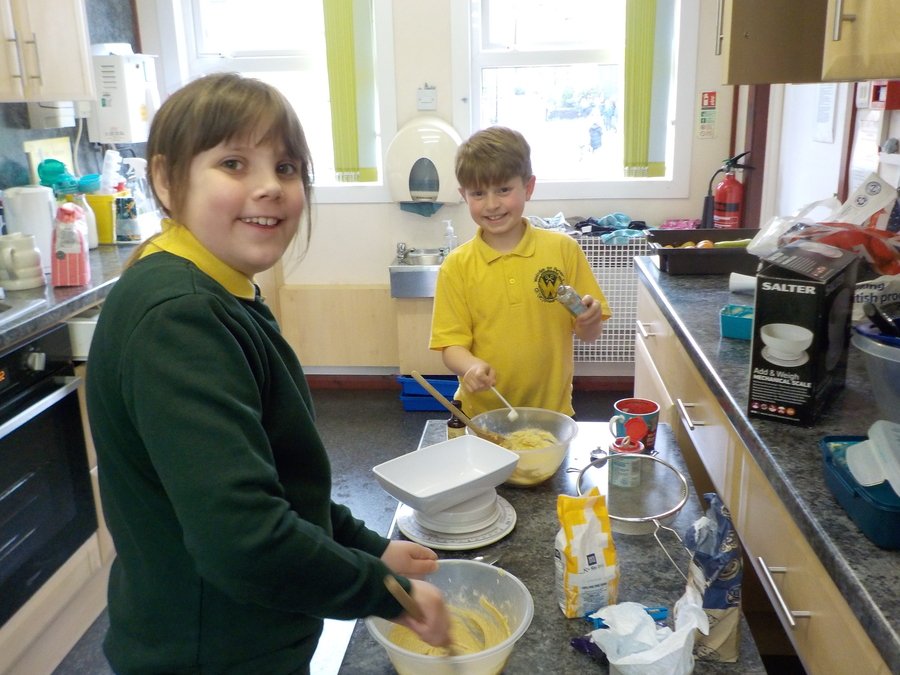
[{"left": 0, "top": 376, "right": 97, "bottom": 625}]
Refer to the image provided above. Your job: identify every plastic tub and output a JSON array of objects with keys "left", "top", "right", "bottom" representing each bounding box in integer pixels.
[
  {"left": 469, "top": 408, "right": 578, "bottom": 486},
  {"left": 851, "top": 333, "right": 900, "bottom": 423},
  {"left": 366, "top": 559, "right": 534, "bottom": 675}
]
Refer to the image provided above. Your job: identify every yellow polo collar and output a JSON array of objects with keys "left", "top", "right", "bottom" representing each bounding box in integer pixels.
[{"left": 140, "top": 219, "right": 256, "bottom": 299}]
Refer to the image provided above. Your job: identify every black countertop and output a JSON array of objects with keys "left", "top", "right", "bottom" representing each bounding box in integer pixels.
[
  {"left": 340, "top": 421, "right": 766, "bottom": 674},
  {"left": 0, "top": 246, "right": 131, "bottom": 353},
  {"left": 633, "top": 256, "right": 899, "bottom": 671}
]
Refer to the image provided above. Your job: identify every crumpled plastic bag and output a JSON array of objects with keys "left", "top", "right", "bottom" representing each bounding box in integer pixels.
[
  {"left": 586, "top": 591, "right": 709, "bottom": 675},
  {"left": 683, "top": 493, "right": 742, "bottom": 662},
  {"left": 747, "top": 197, "right": 841, "bottom": 258}
]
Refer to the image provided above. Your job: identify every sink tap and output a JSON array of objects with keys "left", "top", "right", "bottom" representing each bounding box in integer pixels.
[{"left": 396, "top": 242, "right": 408, "bottom": 262}]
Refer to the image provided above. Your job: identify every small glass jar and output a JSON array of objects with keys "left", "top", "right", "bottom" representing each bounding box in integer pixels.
[{"left": 447, "top": 400, "right": 466, "bottom": 439}]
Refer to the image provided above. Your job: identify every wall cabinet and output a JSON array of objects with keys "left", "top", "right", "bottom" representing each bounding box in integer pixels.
[
  {"left": 0, "top": 0, "right": 94, "bottom": 102},
  {"left": 822, "top": 0, "right": 900, "bottom": 81},
  {"left": 634, "top": 280, "right": 890, "bottom": 674},
  {"left": 718, "top": 0, "right": 900, "bottom": 84}
]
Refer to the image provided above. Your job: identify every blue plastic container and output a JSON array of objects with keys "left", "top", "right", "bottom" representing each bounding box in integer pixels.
[
  {"left": 820, "top": 436, "right": 900, "bottom": 550},
  {"left": 719, "top": 304, "right": 753, "bottom": 340}
]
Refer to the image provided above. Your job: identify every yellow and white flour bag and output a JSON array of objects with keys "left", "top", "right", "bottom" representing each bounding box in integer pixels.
[{"left": 555, "top": 487, "right": 620, "bottom": 618}]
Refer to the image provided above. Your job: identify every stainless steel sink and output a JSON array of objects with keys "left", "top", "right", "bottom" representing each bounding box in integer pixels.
[{"left": 389, "top": 262, "right": 440, "bottom": 298}]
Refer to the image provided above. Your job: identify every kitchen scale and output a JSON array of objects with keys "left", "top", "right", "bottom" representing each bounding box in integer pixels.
[{"left": 395, "top": 488, "right": 517, "bottom": 551}]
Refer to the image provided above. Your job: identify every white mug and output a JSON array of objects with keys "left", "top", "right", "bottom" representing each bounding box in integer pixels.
[{"left": 0, "top": 232, "right": 45, "bottom": 290}]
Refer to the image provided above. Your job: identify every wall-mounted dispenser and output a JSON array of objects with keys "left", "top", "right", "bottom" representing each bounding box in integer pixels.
[{"left": 386, "top": 116, "right": 462, "bottom": 206}]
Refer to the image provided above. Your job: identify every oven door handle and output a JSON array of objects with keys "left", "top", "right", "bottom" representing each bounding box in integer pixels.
[{"left": 0, "top": 376, "right": 82, "bottom": 441}]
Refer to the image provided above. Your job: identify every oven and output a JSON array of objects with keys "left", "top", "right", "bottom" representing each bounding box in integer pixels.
[{"left": 0, "top": 323, "right": 96, "bottom": 627}]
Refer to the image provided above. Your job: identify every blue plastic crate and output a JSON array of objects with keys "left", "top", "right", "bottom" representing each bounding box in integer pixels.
[{"left": 397, "top": 375, "right": 459, "bottom": 411}]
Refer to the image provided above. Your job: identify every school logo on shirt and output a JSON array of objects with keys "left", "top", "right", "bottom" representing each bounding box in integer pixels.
[{"left": 534, "top": 267, "right": 566, "bottom": 303}]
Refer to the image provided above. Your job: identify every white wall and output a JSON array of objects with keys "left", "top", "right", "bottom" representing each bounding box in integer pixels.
[
  {"left": 283, "top": 0, "right": 734, "bottom": 285},
  {"left": 769, "top": 82, "right": 853, "bottom": 218}
]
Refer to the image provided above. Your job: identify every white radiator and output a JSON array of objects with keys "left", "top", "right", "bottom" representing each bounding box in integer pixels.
[{"left": 574, "top": 236, "right": 651, "bottom": 363}]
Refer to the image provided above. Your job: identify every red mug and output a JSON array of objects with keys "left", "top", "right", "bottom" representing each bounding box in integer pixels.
[{"left": 609, "top": 398, "right": 660, "bottom": 449}]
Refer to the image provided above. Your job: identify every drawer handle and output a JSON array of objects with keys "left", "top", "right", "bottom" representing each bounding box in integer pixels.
[
  {"left": 831, "top": 0, "right": 856, "bottom": 41},
  {"left": 675, "top": 398, "right": 705, "bottom": 430},
  {"left": 757, "top": 557, "right": 812, "bottom": 629},
  {"left": 635, "top": 319, "right": 656, "bottom": 339}
]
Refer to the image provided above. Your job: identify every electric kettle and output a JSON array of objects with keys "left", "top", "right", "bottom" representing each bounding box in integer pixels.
[{"left": 3, "top": 185, "right": 55, "bottom": 273}]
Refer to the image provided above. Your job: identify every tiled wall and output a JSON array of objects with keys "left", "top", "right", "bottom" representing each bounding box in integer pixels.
[{"left": 0, "top": 0, "right": 139, "bottom": 191}]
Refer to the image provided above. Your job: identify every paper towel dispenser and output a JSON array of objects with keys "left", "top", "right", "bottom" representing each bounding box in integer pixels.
[{"left": 386, "top": 117, "right": 462, "bottom": 203}]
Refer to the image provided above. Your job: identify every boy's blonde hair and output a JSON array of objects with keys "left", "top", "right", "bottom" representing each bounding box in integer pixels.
[
  {"left": 146, "top": 72, "right": 313, "bottom": 237},
  {"left": 455, "top": 126, "right": 533, "bottom": 190}
]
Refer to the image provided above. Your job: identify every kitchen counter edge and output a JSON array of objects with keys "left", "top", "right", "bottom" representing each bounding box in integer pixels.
[{"left": 0, "top": 246, "right": 132, "bottom": 354}]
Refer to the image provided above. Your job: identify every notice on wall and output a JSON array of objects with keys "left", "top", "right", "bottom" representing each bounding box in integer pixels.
[
  {"left": 698, "top": 91, "right": 717, "bottom": 139},
  {"left": 848, "top": 108, "right": 884, "bottom": 193},
  {"left": 814, "top": 83, "right": 838, "bottom": 143}
]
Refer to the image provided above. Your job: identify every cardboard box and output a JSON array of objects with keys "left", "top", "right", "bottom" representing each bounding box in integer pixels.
[{"left": 748, "top": 243, "right": 859, "bottom": 425}]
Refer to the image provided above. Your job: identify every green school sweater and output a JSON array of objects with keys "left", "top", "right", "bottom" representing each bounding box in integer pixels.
[{"left": 86, "top": 252, "right": 403, "bottom": 674}]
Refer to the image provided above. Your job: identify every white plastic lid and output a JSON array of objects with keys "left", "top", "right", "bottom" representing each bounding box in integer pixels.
[{"left": 846, "top": 420, "right": 900, "bottom": 498}]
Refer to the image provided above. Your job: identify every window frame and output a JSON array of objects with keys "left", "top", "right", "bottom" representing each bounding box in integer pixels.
[
  {"left": 133, "top": 0, "right": 396, "bottom": 204},
  {"left": 450, "top": 0, "right": 700, "bottom": 201}
]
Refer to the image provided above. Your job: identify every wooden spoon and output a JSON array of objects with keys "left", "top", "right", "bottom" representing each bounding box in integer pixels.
[
  {"left": 410, "top": 371, "right": 507, "bottom": 445},
  {"left": 384, "top": 576, "right": 462, "bottom": 664}
]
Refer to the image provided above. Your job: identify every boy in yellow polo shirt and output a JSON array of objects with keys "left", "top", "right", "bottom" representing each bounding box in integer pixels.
[{"left": 430, "top": 126, "right": 611, "bottom": 417}]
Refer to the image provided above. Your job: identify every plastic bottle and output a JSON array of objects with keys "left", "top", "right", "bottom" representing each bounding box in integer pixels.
[
  {"left": 100, "top": 149, "right": 124, "bottom": 194},
  {"left": 447, "top": 400, "right": 466, "bottom": 439},
  {"left": 115, "top": 196, "right": 140, "bottom": 242},
  {"left": 443, "top": 220, "right": 457, "bottom": 252},
  {"left": 556, "top": 285, "right": 587, "bottom": 316},
  {"left": 51, "top": 202, "right": 90, "bottom": 287}
]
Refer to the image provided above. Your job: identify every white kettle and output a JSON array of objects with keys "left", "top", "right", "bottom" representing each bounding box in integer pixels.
[{"left": 3, "top": 185, "right": 55, "bottom": 273}]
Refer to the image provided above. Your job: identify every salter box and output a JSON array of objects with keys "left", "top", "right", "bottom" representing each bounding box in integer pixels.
[{"left": 748, "top": 242, "right": 859, "bottom": 425}]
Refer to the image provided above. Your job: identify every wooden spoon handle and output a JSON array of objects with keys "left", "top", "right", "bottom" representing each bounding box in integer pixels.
[
  {"left": 384, "top": 575, "right": 424, "bottom": 621},
  {"left": 409, "top": 371, "right": 505, "bottom": 445}
]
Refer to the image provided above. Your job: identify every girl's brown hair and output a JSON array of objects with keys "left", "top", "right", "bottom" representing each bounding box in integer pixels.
[
  {"left": 133, "top": 73, "right": 313, "bottom": 263},
  {"left": 455, "top": 126, "right": 532, "bottom": 191}
]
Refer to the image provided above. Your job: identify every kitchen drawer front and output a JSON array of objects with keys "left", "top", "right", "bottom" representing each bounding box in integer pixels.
[
  {"left": 633, "top": 334, "right": 675, "bottom": 429},
  {"left": 635, "top": 284, "right": 681, "bottom": 370},
  {"left": 736, "top": 451, "right": 890, "bottom": 674}
]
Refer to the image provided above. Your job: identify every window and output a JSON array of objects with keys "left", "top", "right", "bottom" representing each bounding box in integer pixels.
[
  {"left": 451, "top": 0, "right": 699, "bottom": 200},
  {"left": 135, "top": 0, "right": 396, "bottom": 203}
]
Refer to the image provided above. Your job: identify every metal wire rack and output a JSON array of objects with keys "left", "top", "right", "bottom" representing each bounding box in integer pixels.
[{"left": 574, "top": 236, "right": 652, "bottom": 363}]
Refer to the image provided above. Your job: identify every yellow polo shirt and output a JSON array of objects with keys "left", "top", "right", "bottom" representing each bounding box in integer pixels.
[{"left": 430, "top": 221, "right": 611, "bottom": 416}]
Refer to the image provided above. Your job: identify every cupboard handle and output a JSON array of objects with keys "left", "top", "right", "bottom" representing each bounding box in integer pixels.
[
  {"left": 6, "top": 34, "right": 24, "bottom": 81},
  {"left": 675, "top": 398, "right": 705, "bottom": 430},
  {"left": 23, "top": 33, "right": 42, "bottom": 84},
  {"left": 757, "top": 557, "right": 812, "bottom": 629},
  {"left": 831, "top": 0, "right": 856, "bottom": 41},
  {"left": 714, "top": 0, "right": 724, "bottom": 56},
  {"left": 635, "top": 319, "right": 655, "bottom": 339}
]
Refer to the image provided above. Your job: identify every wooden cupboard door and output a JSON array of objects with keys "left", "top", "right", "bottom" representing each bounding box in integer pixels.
[
  {"left": 721, "top": 0, "right": 826, "bottom": 85},
  {"left": 9, "top": 0, "right": 93, "bottom": 101},
  {"left": 823, "top": 0, "right": 900, "bottom": 80},
  {"left": 736, "top": 452, "right": 890, "bottom": 675}
]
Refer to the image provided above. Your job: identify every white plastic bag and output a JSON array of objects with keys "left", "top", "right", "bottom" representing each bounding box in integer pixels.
[
  {"left": 588, "top": 590, "right": 709, "bottom": 675},
  {"left": 747, "top": 197, "right": 841, "bottom": 258}
]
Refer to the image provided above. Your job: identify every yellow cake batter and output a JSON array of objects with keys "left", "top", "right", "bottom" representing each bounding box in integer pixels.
[
  {"left": 500, "top": 428, "right": 558, "bottom": 450},
  {"left": 500, "top": 428, "right": 561, "bottom": 485},
  {"left": 388, "top": 596, "right": 510, "bottom": 656}
]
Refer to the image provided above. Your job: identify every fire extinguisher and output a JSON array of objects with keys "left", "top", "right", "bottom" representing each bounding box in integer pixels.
[{"left": 701, "top": 152, "right": 753, "bottom": 229}]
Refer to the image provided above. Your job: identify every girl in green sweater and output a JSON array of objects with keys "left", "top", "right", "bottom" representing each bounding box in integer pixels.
[{"left": 86, "top": 73, "right": 449, "bottom": 674}]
